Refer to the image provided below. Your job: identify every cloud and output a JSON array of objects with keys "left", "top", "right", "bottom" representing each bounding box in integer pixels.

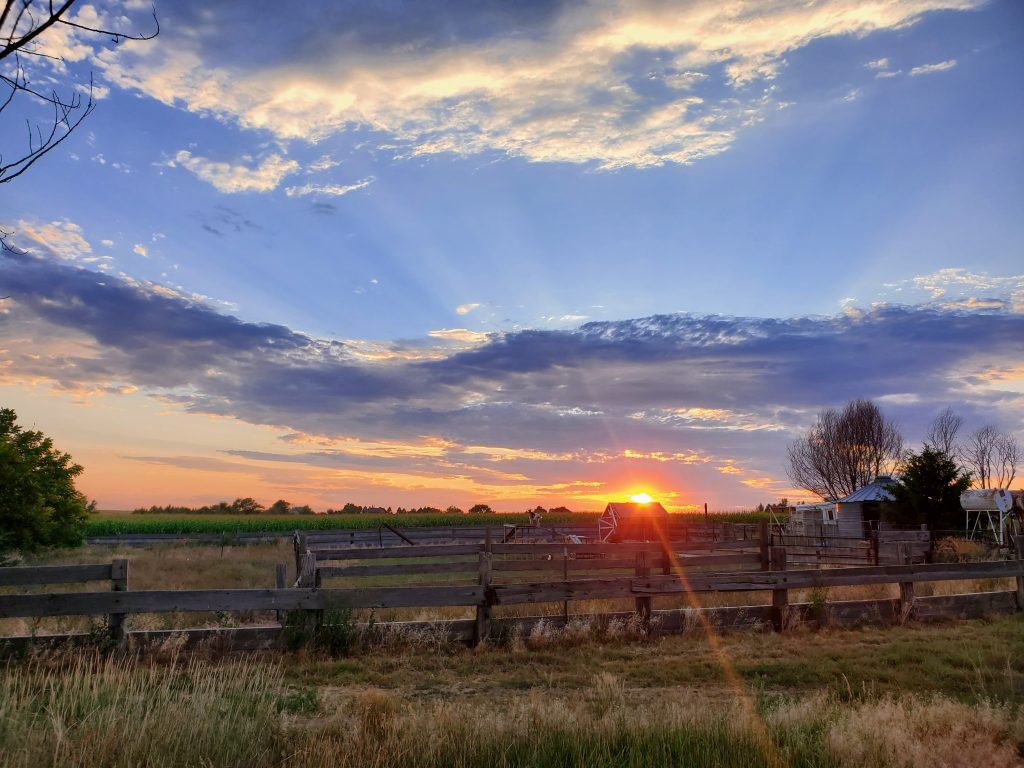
[
  {"left": 909, "top": 59, "right": 957, "bottom": 76},
  {"left": 4, "top": 248, "right": 1022, "bottom": 507},
  {"left": 170, "top": 151, "right": 299, "bottom": 193},
  {"left": 92, "top": 0, "right": 981, "bottom": 170},
  {"left": 864, "top": 58, "right": 890, "bottom": 70},
  {"left": 9, "top": 219, "right": 92, "bottom": 260},
  {"left": 284, "top": 177, "right": 374, "bottom": 197},
  {"left": 132, "top": 243, "right": 148, "bottom": 257},
  {"left": 455, "top": 303, "right": 480, "bottom": 315},
  {"left": 428, "top": 328, "right": 491, "bottom": 345}
]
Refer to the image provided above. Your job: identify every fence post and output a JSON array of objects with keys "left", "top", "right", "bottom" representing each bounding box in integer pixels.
[
  {"left": 1015, "top": 536, "right": 1024, "bottom": 612},
  {"left": 871, "top": 530, "right": 880, "bottom": 566},
  {"left": 293, "top": 531, "right": 303, "bottom": 581},
  {"left": 275, "top": 564, "right": 286, "bottom": 624},
  {"left": 109, "top": 558, "right": 129, "bottom": 645},
  {"left": 296, "top": 552, "right": 321, "bottom": 632},
  {"left": 635, "top": 550, "right": 651, "bottom": 630},
  {"left": 759, "top": 520, "right": 770, "bottom": 571},
  {"left": 771, "top": 547, "right": 787, "bottom": 632},
  {"left": 562, "top": 544, "right": 569, "bottom": 624},
  {"left": 897, "top": 544, "right": 914, "bottom": 624},
  {"left": 475, "top": 528, "right": 492, "bottom": 646}
]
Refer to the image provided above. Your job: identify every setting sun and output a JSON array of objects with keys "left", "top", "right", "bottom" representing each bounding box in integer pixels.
[{"left": 630, "top": 493, "right": 653, "bottom": 504}]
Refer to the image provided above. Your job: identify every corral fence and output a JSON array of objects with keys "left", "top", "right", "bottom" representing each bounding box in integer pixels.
[
  {"left": 770, "top": 527, "right": 932, "bottom": 566},
  {"left": 2, "top": 532, "right": 1023, "bottom": 655},
  {"left": 86, "top": 519, "right": 766, "bottom": 548}
]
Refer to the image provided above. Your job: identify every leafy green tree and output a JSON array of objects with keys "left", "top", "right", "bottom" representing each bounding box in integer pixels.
[
  {"left": 267, "top": 499, "right": 292, "bottom": 515},
  {"left": 230, "top": 497, "right": 265, "bottom": 515},
  {"left": 890, "top": 447, "right": 971, "bottom": 530},
  {"left": 469, "top": 503, "right": 495, "bottom": 514},
  {"left": 0, "top": 408, "right": 90, "bottom": 555}
]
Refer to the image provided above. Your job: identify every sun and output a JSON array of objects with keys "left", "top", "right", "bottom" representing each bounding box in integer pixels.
[{"left": 630, "top": 492, "right": 653, "bottom": 504}]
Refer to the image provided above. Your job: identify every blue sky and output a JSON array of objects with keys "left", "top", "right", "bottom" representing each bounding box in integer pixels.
[{"left": 1, "top": 0, "right": 1022, "bottom": 510}]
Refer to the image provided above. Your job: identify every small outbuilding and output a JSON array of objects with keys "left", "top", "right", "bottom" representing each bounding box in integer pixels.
[
  {"left": 598, "top": 501, "right": 669, "bottom": 542},
  {"left": 835, "top": 475, "right": 898, "bottom": 538}
]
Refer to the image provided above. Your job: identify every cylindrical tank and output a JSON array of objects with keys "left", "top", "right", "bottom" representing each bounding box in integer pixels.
[{"left": 959, "top": 489, "right": 1015, "bottom": 511}]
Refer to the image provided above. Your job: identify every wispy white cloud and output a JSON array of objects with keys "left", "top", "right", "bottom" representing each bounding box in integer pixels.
[
  {"left": 10, "top": 219, "right": 92, "bottom": 260},
  {"left": 864, "top": 58, "right": 890, "bottom": 70},
  {"left": 909, "top": 59, "right": 957, "bottom": 76},
  {"left": 93, "top": 0, "right": 982, "bottom": 170},
  {"left": 132, "top": 243, "right": 148, "bottom": 257},
  {"left": 169, "top": 151, "right": 299, "bottom": 193},
  {"left": 284, "top": 177, "right": 374, "bottom": 198},
  {"left": 455, "top": 303, "right": 481, "bottom": 315}
]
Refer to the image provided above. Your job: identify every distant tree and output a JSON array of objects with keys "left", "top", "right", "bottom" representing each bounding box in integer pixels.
[
  {"left": 530, "top": 506, "right": 548, "bottom": 516},
  {"left": 229, "top": 497, "right": 264, "bottom": 515},
  {"left": 890, "top": 447, "right": 971, "bottom": 530},
  {"left": 267, "top": 499, "right": 291, "bottom": 515},
  {"left": 0, "top": 407, "right": 90, "bottom": 555},
  {"left": 962, "top": 425, "right": 1019, "bottom": 489},
  {"left": 291, "top": 504, "right": 313, "bottom": 515},
  {"left": 445, "top": 505, "right": 464, "bottom": 515},
  {"left": 786, "top": 399, "right": 904, "bottom": 500},
  {"left": 924, "top": 407, "right": 963, "bottom": 458},
  {"left": 548, "top": 505, "right": 572, "bottom": 515},
  {"left": 341, "top": 502, "right": 363, "bottom": 515},
  {"left": 468, "top": 503, "right": 494, "bottom": 515}
]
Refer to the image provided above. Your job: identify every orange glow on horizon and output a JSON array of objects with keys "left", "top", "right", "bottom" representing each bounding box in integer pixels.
[{"left": 630, "top": 492, "right": 653, "bottom": 503}]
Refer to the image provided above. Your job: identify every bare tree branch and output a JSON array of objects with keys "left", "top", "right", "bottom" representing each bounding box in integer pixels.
[
  {"left": 962, "top": 425, "right": 1018, "bottom": 489},
  {"left": 786, "top": 398, "right": 904, "bottom": 500},
  {"left": 924, "top": 406, "right": 963, "bottom": 458},
  {"left": 0, "top": 0, "right": 159, "bottom": 184}
]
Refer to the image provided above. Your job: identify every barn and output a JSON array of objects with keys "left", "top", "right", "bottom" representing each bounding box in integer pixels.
[
  {"left": 598, "top": 501, "right": 669, "bottom": 542},
  {"left": 835, "top": 474, "right": 899, "bottom": 538}
]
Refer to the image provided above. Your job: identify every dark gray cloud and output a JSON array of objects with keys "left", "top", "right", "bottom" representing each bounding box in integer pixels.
[{"left": 2, "top": 250, "right": 1022, "bottom": 487}]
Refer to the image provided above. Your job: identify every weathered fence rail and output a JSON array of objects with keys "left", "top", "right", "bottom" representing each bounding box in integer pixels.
[{"left": 3, "top": 537, "right": 1023, "bottom": 653}]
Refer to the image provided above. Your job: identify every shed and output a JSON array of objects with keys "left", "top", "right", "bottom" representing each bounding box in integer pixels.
[
  {"left": 598, "top": 501, "right": 669, "bottom": 542},
  {"left": 835, "top": 475, "right": 898, "bottom": 538}
]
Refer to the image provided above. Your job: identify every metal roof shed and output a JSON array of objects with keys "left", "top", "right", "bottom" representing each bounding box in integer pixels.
[
  {"left": 598, "top": 501, "right": 669, "bottom": 542},
  {"left": 835, "top": 475, "right": 897, "bottom": 538}
]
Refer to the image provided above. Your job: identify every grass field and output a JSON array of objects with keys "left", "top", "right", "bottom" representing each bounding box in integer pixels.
[{"left": 1, "top": 616, "right": 1022, "bottom": 767}]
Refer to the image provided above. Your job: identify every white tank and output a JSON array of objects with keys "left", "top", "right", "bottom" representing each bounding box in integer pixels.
[{"left": 960, "top": 489, "right": 1016, "bottom": 512}]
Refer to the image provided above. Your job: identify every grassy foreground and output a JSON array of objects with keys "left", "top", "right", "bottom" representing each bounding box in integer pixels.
[{"left": 2, "top": 616, "right": 1023, "bottom": 767}]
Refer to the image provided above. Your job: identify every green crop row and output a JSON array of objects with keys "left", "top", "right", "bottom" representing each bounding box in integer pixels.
[
  {"left": 84, "top": 513, "right": 594, "bottom": 536},
  {"left": 83, "top": 510, "right": 772, "bottom": 536}
]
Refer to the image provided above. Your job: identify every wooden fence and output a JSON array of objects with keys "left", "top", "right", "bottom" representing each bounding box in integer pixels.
[{"left": 2, "top": 536, "right": 1023, "bottom": 653}]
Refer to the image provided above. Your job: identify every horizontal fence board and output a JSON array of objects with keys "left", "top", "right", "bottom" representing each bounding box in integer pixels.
[
  {"left": 0, "top": 563, "right": 113, "bottom": 587},
  {"left": 0, "top": 585, "right": 484, "bottom": 618},
  {"left": 309, "top": 544, "right": 481, "bottom": 560},
  {"left": 317, "top": 562, "right": 479, "bottom": 578},
  {"left": 634, "top": 560, "right": 1024, "bottom": 594},
  {"left": 491, "top": 553, "right": 761, "bottom": 573},
  {"left": 492, "top": 578, "right": 636, "bottom": 605},
  {"left": 2, "top": 591, "right": 1017, "bottom": 653}
]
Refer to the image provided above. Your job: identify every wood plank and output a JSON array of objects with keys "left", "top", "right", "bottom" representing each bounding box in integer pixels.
[
  {"left": 492, "top": 578, "right": 635, "bottom": 605},
  {"left": 310, "top": 544, "right": 480, "bottom": 560},
  {"left": 0, "top": 563, "right": 113, "bottom": 586},
  {"left": 317, "top": 562, "right": 479, "bottom": 578},
  {"left": 0, "top": 585, "right": 484, "bottom": 618},
  {"left": 632, "top": 560, "right": 1024, "bottom": 594}
]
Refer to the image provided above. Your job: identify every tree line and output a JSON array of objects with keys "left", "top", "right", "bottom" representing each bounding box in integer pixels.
[{"left": 786, "top": 399, "right": 1019, "bottom": 530}]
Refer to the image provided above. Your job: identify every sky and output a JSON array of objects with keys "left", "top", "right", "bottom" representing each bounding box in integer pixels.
[{"left": 1, "top": 0, "right": 1022, "bottom": 512}]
